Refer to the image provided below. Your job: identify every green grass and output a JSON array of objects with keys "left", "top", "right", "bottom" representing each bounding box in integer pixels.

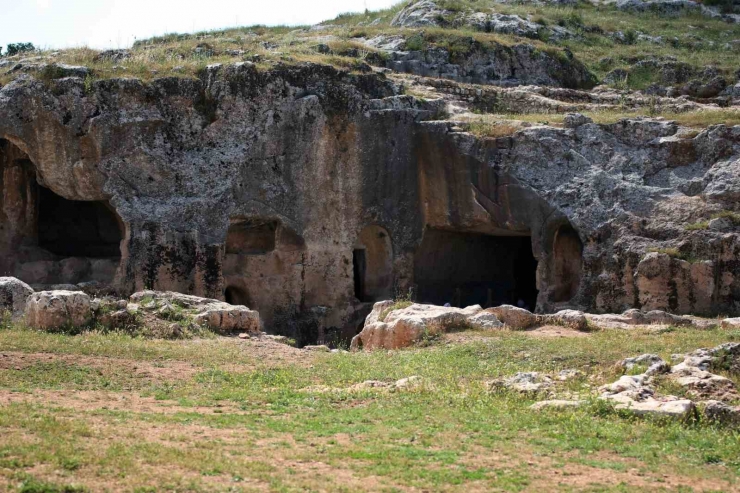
[{"left": 1, "top": 324, "right": 739, "bottom": 491}]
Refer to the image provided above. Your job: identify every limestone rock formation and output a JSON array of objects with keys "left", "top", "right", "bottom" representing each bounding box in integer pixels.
[
  {"left": 1, "top": 54, "right": 739, "bottom": 343},
  {"left": 350, "top": 302, "right": 495, "bottom": 350},
  {"left": 129, "top": 291, "right": 261, "bottom": 334},
  {"left": 25, "top": 290, "right": 92, "bottom": 330},
  {"left": 0, "top": 277, "right": 34, "bottom": 320},
  {"left": 364, "top": 34, "right": 597, "bottom": 89},
  {"left": 487, "top": 305, "right": 539, "bottom": 329}
]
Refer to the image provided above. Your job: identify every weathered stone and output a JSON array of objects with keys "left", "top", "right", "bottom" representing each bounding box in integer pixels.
[
  {"left": 563, "top": 113, "right": 593, "bottom": 128},
  {"left": 25, "top": 290, "right": 92, "bottom": 330},
  {"left": 394, "top": 375, "right": 423, "bottom": 389},
  {"left": 488, "top": 372, "right": 553, "bottom": 394},
  {"left": 130, "top": 291, "right": 261, "bottom": 334},
  {"left": 304, "top": 344, "right": 331, "bottom": 352},
  {"left": 699, "top": 400, "right": 740, "bottom": 426},
  {"left": 487, "top": 305, "right": 539, "bottom": 330},
  {"left": 0, "top": 277, "right": 34, "bottom": 320},
  {"left": 611, "top": 397, "right": 696, "bottom": 419},
  {"left": 547, "top": 309, "right": 588, "bottom": 330},
  {"left": 466, "top": 311, "right": 504, "bottom": 330},
  {"left": 351, "top": 303, "right": 481, "bottom": 350}
]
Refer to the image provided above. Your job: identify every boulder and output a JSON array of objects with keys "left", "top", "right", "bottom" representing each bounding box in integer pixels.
[
  {"left": 0, "top": 277, "right": 34, "bottom": 320},
  {"left": 351, "top": 302, "right": 486, "bottom": 350},
  {"left": 612, "top": 397, "right": 696, "bottom": 419},
  {"left": 699, "top": 400, "right": 740, "bottom": 426},
  {"left": 466, "top": 310, "right": 504, "bottom": 330},
  {"left": 25, "top": 290, "right": 92, "bottom": 330},
  {"left": 487, "top": 305, "right": 539, "bottom": 329},
  {"left": 130, "top": 291, "right": 261, "bottom": 334},
  {"left": 547, "top": 309, "right": 588, "bottom": 330},
  {"left": 721, "top": 317, "right": 740, "bottom": 329},
  {"left": 487, "top": 372, "right": 553, "bottom": 394}
]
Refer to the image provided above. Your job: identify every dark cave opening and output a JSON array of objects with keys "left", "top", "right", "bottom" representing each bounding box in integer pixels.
[
  {"left": 414, "top": 228, "right": 538, "bottom": 310},
  {"left": 353, "top": 249, "right": 367, "bottom": 301},
  {"left": 352, "top": 225, "right": 393, "bottom": 303},
  {"left": 37, "top": 186, "right": 123, "bottom": 258},
  {"left": 224, "top": 285, "right": 250, "bottom": 307}
]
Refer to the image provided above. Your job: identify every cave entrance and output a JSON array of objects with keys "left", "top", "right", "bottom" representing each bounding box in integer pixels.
[
  {"left": 226, "top": 219, "right": 277, "bottom": 255},
  {"left": 353, "top": 225, "right": 393, "bottom": 303},
  {"left": 413, "top": 228, "right": 538, "bottom": 310},
  {"left": 549, "top": 225, "right": 583, "bottom": 302},
  {"left": 38, "top": 186, "right": 123, "bottom": 258},
  {"left": 224, "top": 285, "right": 250, "bottom": 306}
]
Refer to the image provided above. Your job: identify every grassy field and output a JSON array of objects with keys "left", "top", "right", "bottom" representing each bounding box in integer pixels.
[{"left": 0, "top": 323, "right": 739, "bottom": 492}]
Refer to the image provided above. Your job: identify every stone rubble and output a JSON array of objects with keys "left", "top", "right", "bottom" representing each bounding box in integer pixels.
[{"left": 531, "top": 343, "right": 740, "bottom": 425}]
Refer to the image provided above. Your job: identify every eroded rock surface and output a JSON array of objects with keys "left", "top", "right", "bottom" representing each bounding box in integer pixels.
[
  {"left": 25, "top": 290, "right": 92, "bottom": 330},
  {"left": 0, "top": 277, "right": 34, "bottom": 320},
  {"left": 350, "top": 302, "right": 496, "bottom": 350},
  {"left": 130, "top": 291, "right": 261, "bottom": 334}
]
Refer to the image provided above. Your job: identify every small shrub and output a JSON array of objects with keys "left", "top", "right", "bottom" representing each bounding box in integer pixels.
[
  {"left": 380, "top": 300, "right": 413, "bottom": 322},
  {"left": 623, "top": 29, "right": 638, "bottom": 46},
  {"left": 5, "top": 42, "right": 35, "bottom": 57},
  {"left": 712, "top": 210, "right": 740, "bottom": 225},
  {"left": 405, "top": 34, "right": 426, "bottom": 52},
  {"left": 685, "top": 221, "right": 709, "bottom": 231}
]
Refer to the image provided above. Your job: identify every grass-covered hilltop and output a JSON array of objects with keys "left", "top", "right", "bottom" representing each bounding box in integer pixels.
[
  {"left": 3, "top": 0, "right": 740, "bottom": 131},
  {"left": 2, "top": 0, "right": 740, "bottom": 491}
]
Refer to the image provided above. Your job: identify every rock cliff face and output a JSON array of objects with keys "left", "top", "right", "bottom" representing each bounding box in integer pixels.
[{"left": 1, "top": 62, "right": 739, "bottom": 342}]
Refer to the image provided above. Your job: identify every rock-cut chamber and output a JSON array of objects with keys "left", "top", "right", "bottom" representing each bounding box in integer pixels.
[
  {"left": 0, "top": 138, "right": 123, "bottom": 288},
  {"left": 413, "top": 228, "right": 538, "bottom": 310}
]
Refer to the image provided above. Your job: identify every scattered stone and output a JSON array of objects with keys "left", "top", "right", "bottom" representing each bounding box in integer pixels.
[
  {"left": 612, "top": 397, "right": 696, "bottom": 419},
  {"left": 721, "top": 318, "right": 740, "bottom": 329},
  {"left": 699, "top": 400, "right": 740, "bottom": 426},
  {"left": 262, "top": 334, "right": 291, "bottom": 344},
  {"left": 487, "top": 305, "right": 539, "bottom": 330},
  {"left": 304, "top": 345, "right": 331, "bottom": 352},
  {"left": 488, "top": 372, "right": 553, "bottom": 394},
  {"left": 25, "top": 290, "right": 92, "bottom": 330},
  {"left": 547, "top": 309, "right": 589, "bottom": 330},
  {"left": 0, "top": 277, "right": 34, "bottom": 320},
  {"left": 557, "top": 369, "right": 584, "bottom": 381},
  {"left": 395, "top": 375, "right": 422, "bottom": 389}
]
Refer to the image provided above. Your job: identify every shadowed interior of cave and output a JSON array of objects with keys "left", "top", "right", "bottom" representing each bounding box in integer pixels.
[
  {"left": 414, "top": 228, "right": 538, "bottom": 309},
  {"left": 224, "top": 285, "right": 250, "bottom": 306},
  {"left": 226, "top": 219, "right": 277, "bottom": 255},
  {"left": 38, "top": 186, "right": 122, "bottom": 258},
  {"left": 353, "top": 225, "right": 393, "bottom": 303}
]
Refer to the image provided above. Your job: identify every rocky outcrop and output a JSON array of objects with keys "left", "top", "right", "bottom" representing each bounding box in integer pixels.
[
  {"left": 533, "top": 343, "right": 740, "bottom": 423},
  {"left": 1, "top": 60, "right": 740, "bottom": 345},
  {"left": 390, "top": 0, "right": 579, "bottom": 40},
  {"left": 616, "top": 0, "right": 739, "bottom": 22},
  {"left": 0, "top": 277, "right": 33, "bottom": 320},
  {"left": 351, "top": 302, "right": 497, "bottom": 350},
  {"left": 365, "top": 34, "right": 597, "bottom": 89},
  {"left": 25, "top": 290, "right": 92, "bottom": 330},
  {"left": 129, "top": 291, "right": 261, "bottom": 334}
]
